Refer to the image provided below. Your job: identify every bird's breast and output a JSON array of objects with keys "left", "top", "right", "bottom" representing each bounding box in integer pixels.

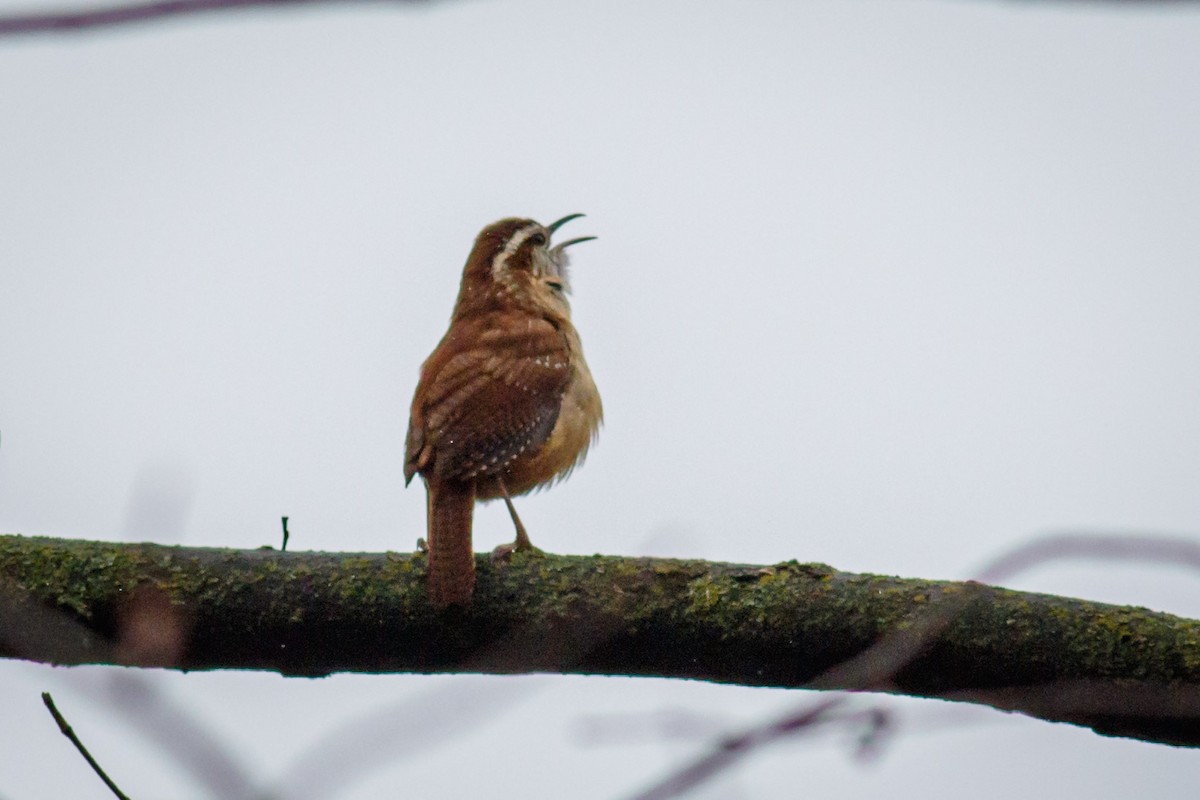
[{"left": 478, "top": 333, "right": 601, "bottom": 499}]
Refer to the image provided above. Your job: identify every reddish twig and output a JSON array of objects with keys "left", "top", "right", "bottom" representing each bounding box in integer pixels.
[{"left": 974, "top": 530, "right": 1200, "bottom": 584}]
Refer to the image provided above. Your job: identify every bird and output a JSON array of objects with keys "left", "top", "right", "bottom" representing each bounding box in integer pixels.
[{"left": 404, "top": 214, "right": 603, "bottom": 606}]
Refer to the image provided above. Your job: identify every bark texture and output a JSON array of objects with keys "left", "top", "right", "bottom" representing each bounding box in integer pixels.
[{"left": 2, "top": 534, "right": 1199, "bottom": 747}]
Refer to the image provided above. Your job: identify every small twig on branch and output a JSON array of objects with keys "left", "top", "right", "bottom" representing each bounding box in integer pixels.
[{"left": 41, "top": 692, "right": 132, "bottom": 800}]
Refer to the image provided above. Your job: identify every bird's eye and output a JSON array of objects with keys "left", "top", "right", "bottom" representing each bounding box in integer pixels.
[{"left": 528, "top": 232, "right": 547, "bottom": 246}]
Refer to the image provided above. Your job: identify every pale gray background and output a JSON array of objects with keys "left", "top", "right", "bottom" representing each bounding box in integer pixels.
[{"left": 2, "top": 0, "right": 1200, "bottom": 796}]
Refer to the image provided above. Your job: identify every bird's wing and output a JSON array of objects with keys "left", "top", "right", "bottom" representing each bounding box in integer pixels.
[{"left": 405, "top": 313, "right": 572, "bottom": 483}]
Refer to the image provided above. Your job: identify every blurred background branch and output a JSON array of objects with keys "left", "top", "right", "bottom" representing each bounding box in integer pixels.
[
  {"left": 3, "top": 533, "right": 1199, "bottom": 748},
  {"left": 1, "top": 0, "right": 1197, "bottom": 36},
  {"left": 0, "top": 0, "right": 417, "bottom": 35}
]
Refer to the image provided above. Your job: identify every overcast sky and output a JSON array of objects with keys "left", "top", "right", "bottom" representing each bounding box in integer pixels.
[{"left": 2, "top": 0, "right": 1200, "bottom": 797}]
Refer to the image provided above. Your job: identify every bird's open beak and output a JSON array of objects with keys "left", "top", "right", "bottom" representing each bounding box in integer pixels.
[
  {"left": 547, "top": 213, "right": 585, "bottom": 234},
  {"left": 547, "top": 214, "right": 596, "bottom": 253},
  {"left": 551, "top": 235, "right": 597, "bottom": 252}
]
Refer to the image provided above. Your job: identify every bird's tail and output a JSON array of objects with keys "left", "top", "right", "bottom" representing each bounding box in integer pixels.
[{"left": 425, "top": 477, "right": 476, "bottom": 606}]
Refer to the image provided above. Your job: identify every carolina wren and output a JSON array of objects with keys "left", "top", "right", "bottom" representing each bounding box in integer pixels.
[{"left": 404, "top": 215, "right": 603, "bottom": 606}]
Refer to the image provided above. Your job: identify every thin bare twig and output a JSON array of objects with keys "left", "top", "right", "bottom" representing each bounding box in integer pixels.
[
  {"left": 41, "top": 691, "right": 132, "bottom": 800},
  {"left": 975, "top": 530, "right": 1200, "bottom": 583}
]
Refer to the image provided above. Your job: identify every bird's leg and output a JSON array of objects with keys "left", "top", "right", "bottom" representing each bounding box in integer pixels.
[{"left": 491, "top": 475, "right": 541, "bottom": 561}]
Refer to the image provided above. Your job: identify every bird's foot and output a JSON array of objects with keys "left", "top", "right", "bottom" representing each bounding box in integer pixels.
[{"left": 491, "top": 539, "right": 544, "bottom": 563}]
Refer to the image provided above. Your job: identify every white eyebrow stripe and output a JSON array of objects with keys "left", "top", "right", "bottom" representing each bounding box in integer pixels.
[{"left": 491, "top": 224, "right": 542, "bottom": 276}]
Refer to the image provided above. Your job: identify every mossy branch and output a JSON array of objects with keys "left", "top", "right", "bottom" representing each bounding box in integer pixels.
[{"left": 3, "top": 534, "right": 1200, "bottom": 747}]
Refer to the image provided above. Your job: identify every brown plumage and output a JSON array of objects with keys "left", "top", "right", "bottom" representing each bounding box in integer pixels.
[{"left": 405, "top": 215, "right": 603, "bottom": 606}]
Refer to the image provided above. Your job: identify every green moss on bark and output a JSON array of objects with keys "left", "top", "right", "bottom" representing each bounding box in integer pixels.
[{"left": 2, "top": 533, "right": 1199, "bottom": 746}]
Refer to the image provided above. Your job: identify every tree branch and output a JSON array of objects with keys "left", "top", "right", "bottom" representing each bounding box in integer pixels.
[
  {"left": 0, "top": 0, "right": 420, "bottom": 35},
  {"left": 2, "top": 533, "right": 1199, "bottom": 747},
  {"left": 0, "top": 0, "right": 1194, "bottom": 36}
]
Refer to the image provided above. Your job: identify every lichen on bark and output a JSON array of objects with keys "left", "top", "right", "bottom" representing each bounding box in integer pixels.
[{"left": 2, "top": 533, "right": 1199, "bottom": 746}]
